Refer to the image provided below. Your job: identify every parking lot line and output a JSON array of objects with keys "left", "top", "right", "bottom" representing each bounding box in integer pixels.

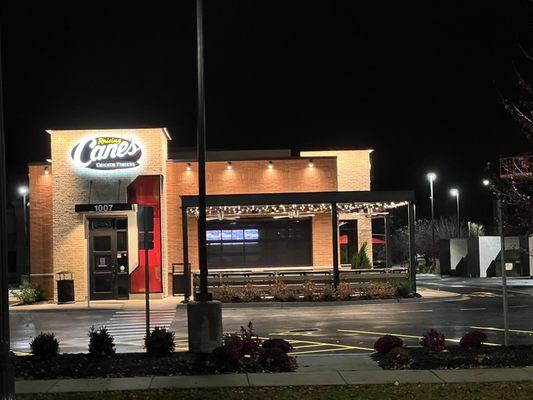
[{"left": 471, "top": 325, "right": 533, "bottom": 335}]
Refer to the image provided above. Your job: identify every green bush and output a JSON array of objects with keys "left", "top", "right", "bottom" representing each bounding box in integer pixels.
[
  {"left": 351, "top": 241, "right": 371, "bottom": 269},
  {"left": 391, "top": 280, "right": 412, "bottom": 297},
  {"left": 30, "top": 332, "right": 59, "bottom": 360},
  {"left": 88, "top": 326, "right": 115, "bottom": 357},
  {"left": 14, "top": 284, "right": 46, "bottom": 304},
  {"left": 145, "top": 327, "right": 175, "bottom": 356}
]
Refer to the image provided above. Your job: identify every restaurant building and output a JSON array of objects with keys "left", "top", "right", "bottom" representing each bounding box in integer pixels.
[{"left": 28, "top": 128, "right": 414, "bottom": 302}]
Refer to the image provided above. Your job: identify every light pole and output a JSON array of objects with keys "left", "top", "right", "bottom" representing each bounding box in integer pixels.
[
  {"left": 0, "top": 26, "right": 15, "bottom": 399},
  {"left": 450, "top": 188, "right": 460, "bottom": 237},
  {"left": 18, "top": 186, "right": 28, "bottom": 284},
  {"left": 482, "top": 179, "right": 509, "bottom": 346},
  {"left": 426, "top": 172, "right": 436, "bottom": 266}
]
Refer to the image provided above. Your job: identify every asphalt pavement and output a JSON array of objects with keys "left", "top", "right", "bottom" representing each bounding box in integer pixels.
[{"left": 9, "top": 275, "right": 533, "bottom": 355}]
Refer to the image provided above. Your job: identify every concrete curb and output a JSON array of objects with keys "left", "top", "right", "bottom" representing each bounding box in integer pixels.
[{"left": 15, "top": 366, "right": 533, "bottom": 393}]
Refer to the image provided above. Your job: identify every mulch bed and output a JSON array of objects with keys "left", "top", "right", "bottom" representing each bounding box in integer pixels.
[
  {"left": 14, "top": 352, "right": 214, "bottom": 380},
  {"left": 374, "top": 345, "right": 533, "bottom": 370}
]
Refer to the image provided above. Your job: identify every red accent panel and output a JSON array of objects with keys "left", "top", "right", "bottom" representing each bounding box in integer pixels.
[
  {"left": 339, "top": 234, "right": 348, "bottom": 245},
  {"left": 128, "top": 176, "right": 163, "bottom": 293}
]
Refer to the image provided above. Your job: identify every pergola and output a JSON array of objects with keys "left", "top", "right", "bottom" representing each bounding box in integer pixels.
[{"left": 180, "top": 190, "right": 417, "bottom": 290}]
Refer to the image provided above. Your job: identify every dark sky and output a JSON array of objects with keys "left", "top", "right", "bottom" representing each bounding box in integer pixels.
[{"left": 1, "top": 1, "right": 531, "bottom": 227}]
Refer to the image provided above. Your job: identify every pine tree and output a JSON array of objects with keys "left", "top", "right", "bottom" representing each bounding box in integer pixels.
[{"left": 351, "top": 241, "right": 371, "bottom": 269}]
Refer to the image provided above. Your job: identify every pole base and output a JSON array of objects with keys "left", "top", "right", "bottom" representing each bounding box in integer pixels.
[{"left": 187, "top": 300, "right": 223, "bottom": 354}]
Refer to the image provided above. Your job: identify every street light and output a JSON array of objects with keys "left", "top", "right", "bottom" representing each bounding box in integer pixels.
[
  {"left": 449, "top": 188, "right": 460, "bottom": 237},
  {"left": 18, "top": 186, "right": 28, "bottom": 284},
  {"left": 426, "top": 172, "right": 437, "bottom": 266},
  {"left": 482, "top": 179, "right": 490, "bottom": 187}
]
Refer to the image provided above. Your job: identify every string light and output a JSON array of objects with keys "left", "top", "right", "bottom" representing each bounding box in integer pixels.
[
  {"left": 186, "top": 201, "right": 409, "bottom": 219},
  {"left": 227, "top": 161, "right": 233, "bottom": 170}
]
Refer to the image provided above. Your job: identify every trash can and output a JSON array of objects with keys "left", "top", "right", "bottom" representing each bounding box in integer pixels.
[{"left": 56, "top": 271, "right": 74, "bottom": 304}]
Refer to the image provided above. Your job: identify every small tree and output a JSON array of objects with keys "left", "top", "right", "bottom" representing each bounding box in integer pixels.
[{"left": 351, "top": 241, "right": 371, "bottom": 269}]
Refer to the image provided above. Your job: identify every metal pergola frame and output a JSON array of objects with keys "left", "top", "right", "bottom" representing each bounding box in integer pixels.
[{"left": 180, "top": 190, "right": 417, "bottom": 293}]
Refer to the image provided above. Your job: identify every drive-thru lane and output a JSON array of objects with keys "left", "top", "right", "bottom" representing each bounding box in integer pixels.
[{"left": 9, "top": 277, "right": 533, "bottom": 354}]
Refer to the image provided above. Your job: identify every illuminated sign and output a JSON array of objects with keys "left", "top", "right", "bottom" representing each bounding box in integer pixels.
[{"left": 71, "top": 136, "right": 143, "bottom": 171}]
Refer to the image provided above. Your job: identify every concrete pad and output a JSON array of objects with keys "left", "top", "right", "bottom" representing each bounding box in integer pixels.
[
  {"left": 296, "top": 354, "right": 380, "bottom": 372},
  {"left": 15, "top": 380, "right": 58, "bottom": 394},
  {"left": 432, "top": 368, "right": 532, "bottom": 383},
  {"left": 339, "top": 370, "right": 443, "bottom": 384},
  {"left": 247, "top": 371, "right": 346, "bottom": 386},
  {"left": 150, "top": 374, "right": 249, "bottom": 389},
  {"left": 47, "top": 378, "right": 111, "bottom": 392},
  {"left": 106, "top": 377, "right": 153, "bottom": 391}
]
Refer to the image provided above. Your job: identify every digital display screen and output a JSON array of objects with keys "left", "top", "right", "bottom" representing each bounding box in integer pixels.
[
  {"left": 221, "top": 230, "right": 233, "bottom": 241},
  {"left": 231, "top": 230, "right": 244, "bottom": 240},
  {"left": 244, "top": 229, "right": 259, "bottom": 240},
  {"left": 206, "top": 230, "right": 221, "bottom": 241}
]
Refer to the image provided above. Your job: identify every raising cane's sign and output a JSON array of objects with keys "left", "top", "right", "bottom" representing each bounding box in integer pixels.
[{"left": 71, "top": 136, "right": 143, "bottom": 171}]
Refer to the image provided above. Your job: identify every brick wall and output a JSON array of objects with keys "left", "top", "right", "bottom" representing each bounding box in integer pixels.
[
  {"left": 47, "top": 128, "right": 168, "bottom": 301},
  {"left": 28, "top": 164, "right": 54, "bottom": 297}
]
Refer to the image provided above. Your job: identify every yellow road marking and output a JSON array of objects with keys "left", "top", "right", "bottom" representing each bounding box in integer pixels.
[
  {"left": 291, "top": 346, "right": 373, "bottom": 355},
  {"left": 471, "top": 326, "right": 533, "bottom": 335},
  {"left": 292, "top": 344, "right": 328, "bottom": 349},
  {"left": 338, "top": 329, "right": 500, "bottom": 347}
]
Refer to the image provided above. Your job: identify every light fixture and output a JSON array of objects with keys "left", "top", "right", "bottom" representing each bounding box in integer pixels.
[
  {"left": 308, "top": 159, "right": 314, "bottom": 168},
  {"left": 482, "top": 179, "right": 490, "bottom": 186},
  {"left": 226, "top": 161, "right": 233, "bottom": 170},
  {"left": 268, "top": 160, "right": 273, "bottom": 169},
  {"left": 18, "top": 186, "right": 28, "bottom": 196},
  {"left": 44, "top": 167, "right": 50, "bottom": 175},
  {"left": 186, "top": 162, "right": 192, "bottom": 171},
  {"left": 426, "top": 172, "right": 436, "bottom": 181},
  {"left": 450, "top": 188, "right": 459, "bottom": 197}
]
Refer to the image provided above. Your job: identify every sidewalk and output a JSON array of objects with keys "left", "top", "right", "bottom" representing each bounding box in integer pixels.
[
  {"left": 15, "top": 354, "right": 533, "bottom": 394},
  {"left": 9, "top": 287, "right": 460, "bottom": 312}
]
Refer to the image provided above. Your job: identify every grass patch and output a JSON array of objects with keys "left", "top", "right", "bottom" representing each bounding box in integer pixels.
[{"left": 17, "top": 382, "right": 533, "bottom": 400}]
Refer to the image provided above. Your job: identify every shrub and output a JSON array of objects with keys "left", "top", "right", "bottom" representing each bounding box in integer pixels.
[
  {"left": 421, "top": 329, "right": 445, "bottom": 353},
  {"left": 337, "top": 282, "right": 352, "bottom": 300},
  {"left": 242, "top": 283, "right": 262, "bottom": 302},
  {"left": 259, "top": 347, "right": 297, "bottom": 372},
  {"left": 88, "top": 326, "right": 115, "bottom": 357},
  {"left": 286, "top": 290, "right": 299, "bottom": 302},
  {"left": 373, "top": 335, "right": 403, "bottom": 355},
  {"left": 144, "top": 327, "right": 175, "bottom": 356},
  {"left": 319, "top": 284, "right": 336, "bottom": 301},
  {"left": 460, "top": 331, "right": 488, "bottom": 348},
  {"left": 215, "top": 285, "right": 243, "bottom": 303},
  {"left": 262, "top": 338, "right": 293, "bottom": 354},
  {"left": 351, "top": 241, "right": 371, "bottom": 269},
  {"left": 211, "top": 345, "right": 239, "bottom": 372},
  {"left": 14, "top": 284, "right": 46, "bottom": 304},
  {"left": 224, "top": 321, "right": 261, "bottom": 358},
  {"left": 387, "top": 346, "right": 412, "bottom": 363},
  {"left": 391, "top": 280, "right": 412, "bottom": 297},
  {"left": 360, "top": 282, "right": 396, "bottom": 299},
  {"left": 30, "top": 332, "right": 59, "bottom": 360},
  {"left": 271, "top": 280, "right": 288, "bottom": 301},
  {"left": 301, "top": 281, "right": 316, "bottom": 301}
]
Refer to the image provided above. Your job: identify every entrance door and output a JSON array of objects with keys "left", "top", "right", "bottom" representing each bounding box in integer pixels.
[{"left": 89, "top": 218, "right": 129, "bottom": 300}]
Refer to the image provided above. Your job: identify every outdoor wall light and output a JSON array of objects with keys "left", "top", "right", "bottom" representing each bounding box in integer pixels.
[
  {"left": 227, "top": 161, "right": 233, "bottom": 170},
  {"left": 308, "top": 159, "right": 314, "bottom": 168},
  {"left": 268, "top": 161, "right": 273, "bottom": 169},
  {"left": 44, "top": 167, "right": 50, "bottom": 175},
  {"left": 186, "top": 162, "right": 192, "bottom": 171}
]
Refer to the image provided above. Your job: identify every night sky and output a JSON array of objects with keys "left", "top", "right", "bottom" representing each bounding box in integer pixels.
[{"left": 1, "top": 1, "right": 531, "bottom": 227}]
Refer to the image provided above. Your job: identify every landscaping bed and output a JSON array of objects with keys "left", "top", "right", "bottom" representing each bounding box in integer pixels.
[{"left": 375, "top": 345, "right": 533, "bottom": 370}]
